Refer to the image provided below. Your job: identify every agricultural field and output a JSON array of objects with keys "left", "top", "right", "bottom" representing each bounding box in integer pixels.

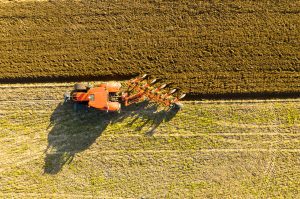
[
  {"left": 0, "top": 83, "right": 299, "bottom": 198},
  {"left": 0, "top": 0, "right": 299, "bottom": 95},
  {"left": 0, "top": 0, "right": 300, "bottom": 198}
]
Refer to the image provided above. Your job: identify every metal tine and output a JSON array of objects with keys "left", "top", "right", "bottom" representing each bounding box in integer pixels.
[
  {"left": 150, "top": 79, "right": 157, "bottom": 84},
  {"left": 169, "top": 88, "right": 177, "bottom": 94},
  {"left": 179, "top": 93, "right": 186, "bottom": 99},
  {"left": 160, "top": 84, "right": 167, "bottom": 89},
  {"left": 141, "top": 74, "right": 148, "bottom": 79}
]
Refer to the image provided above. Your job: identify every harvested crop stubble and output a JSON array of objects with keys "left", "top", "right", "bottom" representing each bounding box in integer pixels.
[
  {"left": 0, "top": 83, "right": 299, "bottom": 198},
  {"left": 0, "top": 0, "right": 299, "bottom": 95}
]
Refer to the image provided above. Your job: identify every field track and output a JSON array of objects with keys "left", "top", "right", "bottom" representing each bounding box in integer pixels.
[
  {"left": 0, "top": 82, "right": 299, "bottom": 198},
  {"left": 0, "top": 0, "right": 299, "bottom": 95}
]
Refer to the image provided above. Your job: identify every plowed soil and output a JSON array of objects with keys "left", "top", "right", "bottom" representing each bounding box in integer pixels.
[
  {"left": 0, "top": 0, "right": 299, "bottom": 95},
  {"left": 0, "top": 83, "right": 299, "bottom": 198}
]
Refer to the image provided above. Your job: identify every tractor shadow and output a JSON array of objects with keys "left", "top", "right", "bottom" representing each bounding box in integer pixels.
[{"left": 44, "top": 101, "right": 180, "bottom": 174}]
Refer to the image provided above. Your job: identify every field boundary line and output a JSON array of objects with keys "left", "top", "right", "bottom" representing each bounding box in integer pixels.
[
  {"left": 45, "top": 132, "right": 300, "bottom": 139},
  {"left": 0, "top": 99, "right": 299, "bottom": 104},
  {"left": 46, "top": 149, "right": 300, "bottom": 155},
  {"left": 0, "top": 99, "right": 61, "bottom": 102},
  {"left": 185, "top": 99, "right": 300, "bottom": 104},
  {"left": 0, "top": 85, "right": 72, "bottom": 89}
]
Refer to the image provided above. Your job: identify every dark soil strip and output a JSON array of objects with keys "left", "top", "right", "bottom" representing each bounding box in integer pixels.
[
  {"left": 0, "top": 74, "right": 138, "bottom": 84},
  {"left": 186, "top": 92, "right": 300, "bottom": 100}
]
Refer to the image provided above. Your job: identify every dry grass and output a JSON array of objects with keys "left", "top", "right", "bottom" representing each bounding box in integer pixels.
[
  {"left": 0, "top": 0, "right": 299, "bottom": 95},
  {"left": 0, "top": 82, "right": 299, "bottom": 198}
]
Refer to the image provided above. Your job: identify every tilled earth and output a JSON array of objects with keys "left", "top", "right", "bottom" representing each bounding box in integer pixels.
[
  {"left": 0, "top": 83, "right": 299, "bottom": 198},
  {"left": 0, "top": 0, "right": 299, "bottom": 95}
]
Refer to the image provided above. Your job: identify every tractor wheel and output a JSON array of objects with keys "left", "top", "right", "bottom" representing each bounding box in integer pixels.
[{"left": 74, "top": 83, "right": 87, "bottom": 91}]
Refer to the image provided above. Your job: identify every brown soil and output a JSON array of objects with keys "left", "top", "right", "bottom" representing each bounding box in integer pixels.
[{"left": 0, "top": 0, "right": 299, "bottom": 95}]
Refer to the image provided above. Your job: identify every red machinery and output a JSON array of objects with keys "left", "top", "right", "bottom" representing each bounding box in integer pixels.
[{"left": 64, "top": 74, "right": 185, "bottom": 112}]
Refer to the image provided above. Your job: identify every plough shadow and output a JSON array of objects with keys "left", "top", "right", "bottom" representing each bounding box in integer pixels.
[{"left": 44, "top": 101, "right": 180, "bottom": 174}]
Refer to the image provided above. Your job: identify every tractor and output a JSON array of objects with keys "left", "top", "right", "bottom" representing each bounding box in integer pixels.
[{"left": 64, "top": 74, "right": 186, "bottom": 112}]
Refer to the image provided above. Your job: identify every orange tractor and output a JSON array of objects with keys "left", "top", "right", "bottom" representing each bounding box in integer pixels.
[{"left": 64, "top": 74, "right": 186, "bottom": 112}]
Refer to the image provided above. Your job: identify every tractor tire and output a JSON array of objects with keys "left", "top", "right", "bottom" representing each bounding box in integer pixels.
[{"left": 74, "top": 83, "right": 87, "bottom": 91}]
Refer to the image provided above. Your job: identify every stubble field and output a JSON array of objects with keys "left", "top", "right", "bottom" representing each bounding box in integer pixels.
[
  {"left": 0, "top": 0, "right": 299, "bottom": 95},
  {"left": 0, "top": 83, "right": 299, "bottom": 198}
]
